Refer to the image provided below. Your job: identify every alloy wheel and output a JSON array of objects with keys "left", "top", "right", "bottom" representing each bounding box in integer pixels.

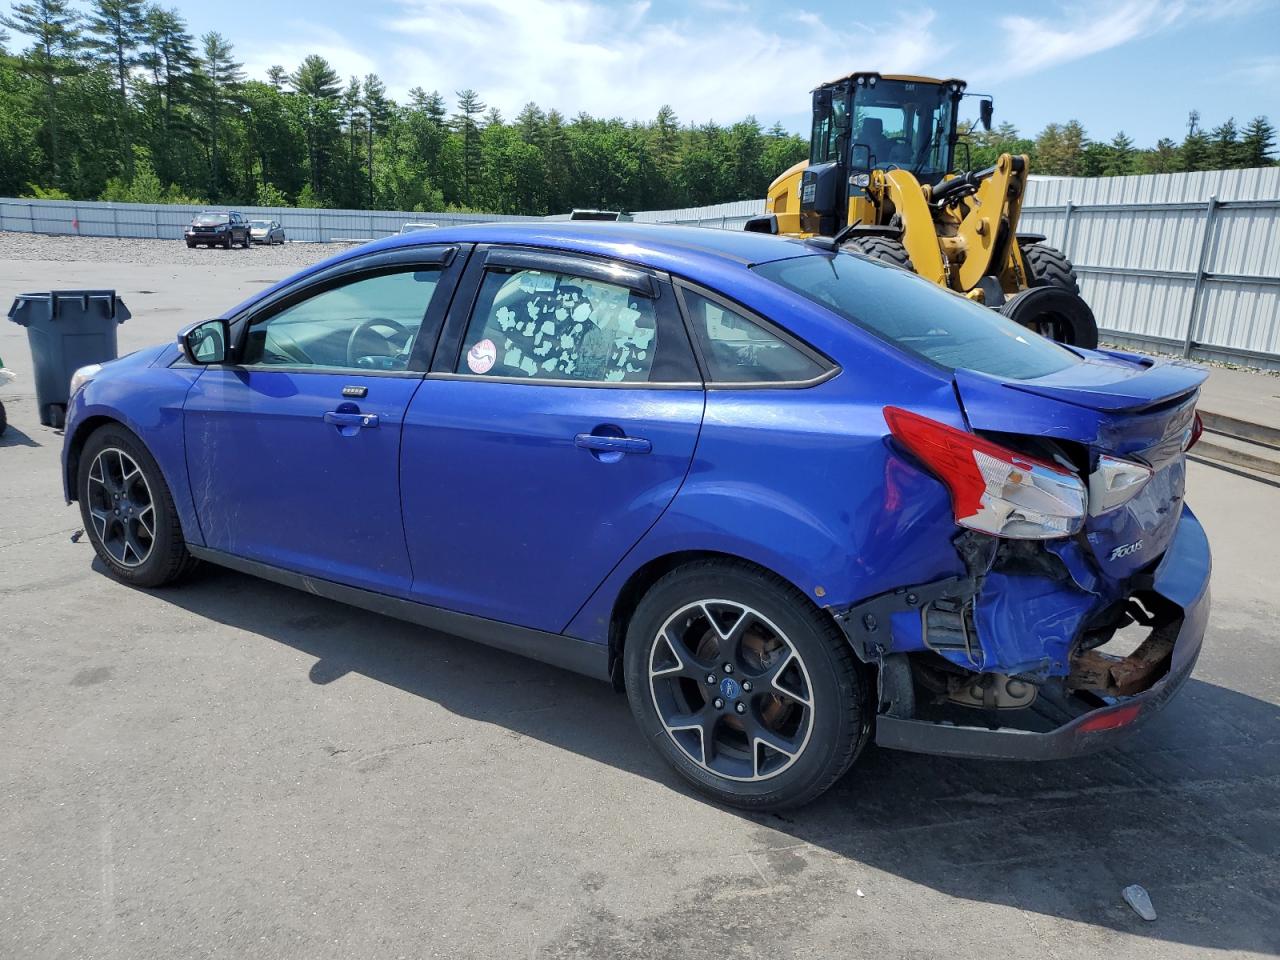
[
  {"left": 648, "top": 599, "right": 814, "bottom": 782},
  {"left": 86, "top": 447, "right": 156, "bottom": 568}
]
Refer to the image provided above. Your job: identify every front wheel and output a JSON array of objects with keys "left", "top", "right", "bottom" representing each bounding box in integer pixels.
[
  {"left": 77, "top": 424, "right": 195, "bottom": 587},
  {"left": 624, "top": 561, "right": 870, "bottom": 809}
]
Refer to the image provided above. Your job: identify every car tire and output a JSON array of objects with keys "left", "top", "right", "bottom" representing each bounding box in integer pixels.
[
  {"left": 624, "top": 560, "right": 871, "bottom": 809},
  {"left": 77, "top": 424, "right": 197, "bottom": 588}
]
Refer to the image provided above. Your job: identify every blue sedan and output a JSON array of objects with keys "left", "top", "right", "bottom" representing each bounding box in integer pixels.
[{"left": 61, "top": 222, "right": 1211, "bottom": 808}]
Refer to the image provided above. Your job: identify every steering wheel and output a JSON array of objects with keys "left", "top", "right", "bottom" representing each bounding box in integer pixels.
[{"left": 346, "top": 317, "right": 413, "bottom": 368}]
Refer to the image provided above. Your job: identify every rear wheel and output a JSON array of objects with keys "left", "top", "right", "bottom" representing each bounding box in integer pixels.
[
  {"left": 840, "top": 235, "right": 914, "bottom": 272},
  {"left": 624, "top": 561, "right": 870, "bottom": 809},
  {"left": 77, "top": 424, "right": 196, "bottom": 587},
  {"left": 1020, "top": 241, "right": 1080, "bottom": 294}
]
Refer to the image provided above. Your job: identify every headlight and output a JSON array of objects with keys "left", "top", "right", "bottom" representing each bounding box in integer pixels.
[{"left": 70, "top": 363, "right": 102, "bottom": 395}]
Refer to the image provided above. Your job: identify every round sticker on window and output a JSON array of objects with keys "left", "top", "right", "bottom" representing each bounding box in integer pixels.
[{"left": 466, "top": 338, "right": 497, "bottom": 374}]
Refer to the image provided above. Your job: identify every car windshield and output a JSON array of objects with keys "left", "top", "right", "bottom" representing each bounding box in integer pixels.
[
  {"left": 752, "top": 254, "right": 1080, "bottom": 380},
  {"left": 193, "top": 214, "right": 229, "bottom": 225},
  {"left": 249, "top": 220, "right": 270, "bottom": 228}
]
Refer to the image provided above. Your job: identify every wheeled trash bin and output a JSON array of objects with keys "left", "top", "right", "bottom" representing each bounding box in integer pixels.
[{"left": 6, "top": 290, "right": 130, "bottom": 428}]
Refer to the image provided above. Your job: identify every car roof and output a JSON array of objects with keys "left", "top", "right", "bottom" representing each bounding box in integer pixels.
[
  {"left": 225, "top": 222, "right": 824, "bottom": 322},
  {"left": 349, "top": 221, "right": 815, "bottom": 275}
]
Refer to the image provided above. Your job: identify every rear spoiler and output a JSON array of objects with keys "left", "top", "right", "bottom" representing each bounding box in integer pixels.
[{"left": 999, "top": 356, "right": 1208, "bottom": 414}]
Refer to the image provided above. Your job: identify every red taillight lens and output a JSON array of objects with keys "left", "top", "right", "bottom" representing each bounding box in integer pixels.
[
  {"left": 883, "top": 406, "right": 1086, "bottom": 540},
  {"left": 1078, "top": 703, "right": 1142, "bottom": 732},
  {"left": 1185, "top": 411, "right": 1204, "bottom": 451}
]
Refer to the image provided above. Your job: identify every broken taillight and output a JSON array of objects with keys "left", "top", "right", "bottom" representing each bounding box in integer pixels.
[
  {"left": 1185, "top": 411, "right": 1204, "bottom": 451},
  {"left": 883, "top": 406, "right": 1086, "bottom": 540},
  {"left": 1087, "top": 455, "right": 1153, "bottom": 517}
]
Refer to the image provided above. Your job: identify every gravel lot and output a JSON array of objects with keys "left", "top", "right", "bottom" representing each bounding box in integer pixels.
[
  {"left": 1, "top": 232, "right": 1278, "bottom": 960},
  {"left": 0, "top": 230, "right": 351, "bottom": 267}
]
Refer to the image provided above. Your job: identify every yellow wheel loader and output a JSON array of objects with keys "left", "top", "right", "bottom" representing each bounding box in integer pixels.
[{"left": 746, "top": 72, "right": 1097, "bottom": 347}]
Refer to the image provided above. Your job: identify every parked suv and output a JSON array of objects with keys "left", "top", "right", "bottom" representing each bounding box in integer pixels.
[{"left": 185, "top": 211, "right": 250, "bottom": 249}]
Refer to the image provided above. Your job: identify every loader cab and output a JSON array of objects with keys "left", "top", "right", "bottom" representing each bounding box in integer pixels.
[{"left": 802, "top": 72, "right": 965, "bottom": 235}]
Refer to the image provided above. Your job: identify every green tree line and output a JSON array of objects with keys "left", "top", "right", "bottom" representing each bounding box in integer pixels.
[
  {"left": 1, "top": 1, "right": 1276, "bottom": 214},
  {"left": 963, "top": 110, "right": 1276, "bottom": 177},
  {"left": 0, "top": 0, "right": 806, "bottom": 212}
]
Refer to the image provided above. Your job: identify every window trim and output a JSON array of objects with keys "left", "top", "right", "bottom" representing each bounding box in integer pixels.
[
  {"left": 483, "top": 247, "right": 658, "bottom": 299},
  {"left": 431, "top": 244, "right": 702, "bottom": 389},
  {"left": 672, "top": 279, "right": 839, "bottom": 390},
  {"left": 217, "top": 244, "right": 464, "bottom": 376}
]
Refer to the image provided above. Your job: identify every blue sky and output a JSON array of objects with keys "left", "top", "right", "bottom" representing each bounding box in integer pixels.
[{"left": 154, "top": 0, "right": 1278, "bottom": 145}]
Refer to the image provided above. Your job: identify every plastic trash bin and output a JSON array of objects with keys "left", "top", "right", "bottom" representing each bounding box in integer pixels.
[{"left": 6, "top": 290, "right": 130, "bottom": 428}]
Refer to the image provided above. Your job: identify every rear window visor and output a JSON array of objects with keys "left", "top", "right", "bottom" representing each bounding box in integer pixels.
[{"left": 751, "top": 254, "right": 1080, "bottom": 381}]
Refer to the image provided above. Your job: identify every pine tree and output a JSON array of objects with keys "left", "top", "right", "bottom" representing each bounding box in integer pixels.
[
  {"left": 1, "top": 0, "right": 83, "bottom": 183},
  {"left": 1103, "top": 131, "right": 1136, "bottom": 176},
  {"left": 290, "top": 55, "right": 341, "bottom": 198},
  {"left": 265, "top": 64, "right": 286, "bottom": 90},
  {"left": 85, "top": 0, "right": 144, "bottom": 104},
  {"left": 1239, "top": 116, "right": 1276, "bottom": 167},
  {"left": 194, "top": 31, "right": 243, "bottom": 198},
  {"left": 1142, "top": 138, "right": 1181, "bottom": 173},
  {"left": 1209, "top": 118, "right": 1240, "bottom": 169},
  {"left": 452, "top": 88, "right": 485, "bottom": 203},
  {"left": 361, "top": 73, "right": 390, "bottom": 206},
  {"left": 138, "top": 6, "right": 195, "bottom": 183},
  {"left": 1181, "top": 128, "right": 1212, "bottom": 172}
]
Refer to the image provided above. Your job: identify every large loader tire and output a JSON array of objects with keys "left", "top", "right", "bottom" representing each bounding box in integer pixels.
[
  {"left": 1020, "top": 241, "right": 1080, "bottom": 295},
  {"left": 841, "top": 235, "right": 914, "bottom": 272},
  {"left": 1000, "top": 286, "right": 1099, "bottom": 349}
]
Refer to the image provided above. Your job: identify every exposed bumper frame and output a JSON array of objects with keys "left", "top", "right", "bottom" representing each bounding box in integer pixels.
[{"left": 852, "top": 509, "right": 1212, "bottom": 761}]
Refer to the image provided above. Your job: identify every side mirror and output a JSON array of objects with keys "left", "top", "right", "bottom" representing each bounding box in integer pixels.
[
  {"left": 743, "top": 214, "right": 778, "bottom": 235},
  {"left": 850, "top": 142, "right": 873, "bottom": 174},
  {"left": 179, "top": 318, "right": 230, "bottom": 364},
  {"left": 979, "top": 99, "right": 994, "bottom": 132},
  {"left": 812, "top": 88, "right": 832, "bottom": 116}
]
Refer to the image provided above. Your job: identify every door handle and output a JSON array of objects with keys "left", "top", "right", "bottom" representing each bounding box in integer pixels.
[
  {"left": 575, "top": 433, "right": 651, "bottom": 454},
  {"left": 324, "top": 411, "right": 379, "bottom": 428}
]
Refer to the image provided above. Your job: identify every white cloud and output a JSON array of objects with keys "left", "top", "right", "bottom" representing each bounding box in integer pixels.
[
  {"left": 373, "top": 0, "right": 950, "bottom": 125},
  {"left": 976, "top": 0, "right": 1260, "bottom": 84}
]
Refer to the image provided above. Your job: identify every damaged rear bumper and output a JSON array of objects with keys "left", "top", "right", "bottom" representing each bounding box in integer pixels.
[{"left": 846, "top": 508, "right": 1211, "bottom": 761}]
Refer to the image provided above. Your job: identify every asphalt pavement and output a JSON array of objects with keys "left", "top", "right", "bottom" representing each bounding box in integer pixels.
[{"left": 2, "top": 236, "right": 1278, "bottom": 959}]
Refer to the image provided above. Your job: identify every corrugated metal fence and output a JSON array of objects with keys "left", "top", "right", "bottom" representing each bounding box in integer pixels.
[
  {"left": 0, "top": 198, "right": 542, "bottom": 243},
  {"left": 1017, "top": 168, "right": 1280, "bottom": 369},
  {"left": 4, "top": 167, "right": 1279, "bottom": 367}
]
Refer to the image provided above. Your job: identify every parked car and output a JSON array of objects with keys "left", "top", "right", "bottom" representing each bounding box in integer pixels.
[
  {"left": 185, "top": 211, "right": 250, "bottom": 249},
  {"left": 399, "top": 222, "right": 439, "bottom": 234},
  {"left": 60, "top": 223, "right": 1211, "bottom": 809},
  {"left": 248, "top": 219, "right": 286, "bottom": 245}
]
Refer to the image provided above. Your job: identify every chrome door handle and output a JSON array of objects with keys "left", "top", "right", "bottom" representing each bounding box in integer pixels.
[{"left": 574, "top": 433, "right": 651, "bottom": 454}]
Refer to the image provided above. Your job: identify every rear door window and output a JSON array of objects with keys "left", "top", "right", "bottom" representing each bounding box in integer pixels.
[
  {"left": 455, "top": 266, "right": 685, "bottom": 383},
  {"left": 680, "top": 288, "right": 829, "bottom": 384},
  {"left": 752, "top": 254, "right": 1080, "bottom": 380}
]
